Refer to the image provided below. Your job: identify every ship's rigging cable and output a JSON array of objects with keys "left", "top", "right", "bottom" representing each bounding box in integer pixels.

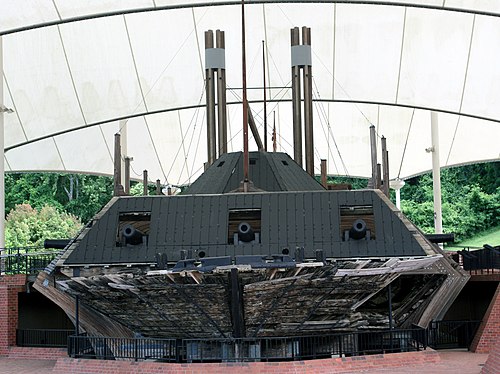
[
  {"left": 226, "top": 80, "right": 291, "bottom": 151},
  {"left": 311, "top": 50, "right": 375, "bottom": 130},
  {"left": 397, "top": 108, "right": 415, "bottom": 179},
  {"left": 312, "top": 78, "right": 350, "bottom": 177},
  {"left": 115, "top": 7, "right": 211, "bottom": 185},
  {"left": 166, "top": 85, "right": 206, "bottom": 184}
]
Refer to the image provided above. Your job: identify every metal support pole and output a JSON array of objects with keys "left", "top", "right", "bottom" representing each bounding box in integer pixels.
[
  {"left": 390, "top": 179, "right": 405, "bottom": 210},
  {"left": 273, "top": 112, "right": 277, "bottom": 152},
  {"left": 124, "top": 157, "right": 131, "bottom": 195},
  {"left": 167, "top": 186, "right": 172, "bottom": 196},
  {"left": 230, "top": 268, "right": 244, "bottom": 338},
  {"left": 156, "top": 179, "right": 161, "bottom": 195},
  {"left": 242, "top": 0, "right": 249, "bottom": 184},
  {"left": 388, "top": 283, "right": 393, "bottom": 330},
  {"left": 205, "top": 30, "right": 217, "bottom": 165},
  {"left": 369, "top": 125, "right": 378, "bottom": 189},
  {"left": 143, "top": 170, "right": 148, "bottom": 196},
  {"left": 75, "top": 295, "right": 80, "bottom": 336},
  {"left": 320, "top": 159, "right": 327, "bottom": 188},
  {"left": 431, "top": 112, "right": 443, "bottom": 234},
  {"left": 381, "top": 136, "right": 390, "bottom": 197},
  {"left": 388, "top": 282, "right": 393, "bottom": 352},
  {"left": 216, "top": 30, "right": 227, "bottom": 156},
  {"left": 119, "top": 120, "right": 127, "bottom": 187},
  {"left": 291, "top": 27, "right": 302, "bottom": 167},
  {"left": 302, "top": 27, "right": 314, "bottom": 176},
  {"left": 376, "top": 163, "right": 382, "bottom": 191},
  {"left": 0, "top": 35, "right": 4, "bottom": 249},
  {"left": 262, "top": 40, "right": 267, "bottom": 152},
  {"left": 113, "top": 133, "right": 122, "bottom": 196}
]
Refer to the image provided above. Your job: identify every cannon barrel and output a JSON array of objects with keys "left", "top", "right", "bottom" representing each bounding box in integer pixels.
[
  {"left": 425, "top": 233, "right": 455, "bottom": 244},
  {"left": 349, "top": 219, "right": 367, "bottom": 240},
  {"left": 44, "top": 239, "right": 71, "bottom": 249},
  {"left": 238, "top": 222, "right": 255, "bottom": 243},
  {"left": 122, "top": 224, "right": 145, "bottom": 245}
]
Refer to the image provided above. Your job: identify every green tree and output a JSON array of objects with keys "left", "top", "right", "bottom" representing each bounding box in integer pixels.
[
  {"left": 5, "top": 173, "right": 113, "bottom": 223},
  {"left": 5, "top": 204, "right": 83, "bottom": 247}
]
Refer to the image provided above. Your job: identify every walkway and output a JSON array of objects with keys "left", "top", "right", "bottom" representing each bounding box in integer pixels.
[{"left": 0, "top": 349, "right": 489, "bottom": 373}]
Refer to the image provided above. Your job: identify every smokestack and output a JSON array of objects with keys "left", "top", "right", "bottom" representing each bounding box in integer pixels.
[
  {"left": 156, "top": 179, "right": 162, "bottom": 195},
  {"left": 291, "top": 26, "right": 314, "bottom": 175},
  {"left": 124, "top": 156, "right": 132, "bottom": 195},
  {"left": 216, "top": 30, "right": 227, "bottom": 156},
  {"left": 369, "top": 125, "right": 378, "bottom": 189},
  {"left": 205, "top": 29, "right": 228, "bottom": 164},
  {"left": 291, "top": 27, "right": 302, "bottom": 167},
  {"left": 143, "top": 170, "right": 148, "bottom": 196},
  {"left": 381, "top": 136, "right": 390, "bottom": 197},
  {"left": 113, "top": 133, "right": 122, "bottom": 196},
  {"left": 320, "top": 159, "right": 327, "bottom": 188},
  {"left": 205, "top": 30, "right": 217, "bottom": 165},
  {"left": 302, "top": 27, "right": 314, "bottom": 176}
]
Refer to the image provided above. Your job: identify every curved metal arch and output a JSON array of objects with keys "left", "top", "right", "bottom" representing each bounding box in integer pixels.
[
  {"left": 5, "top": 98, "right": 500, "bottom": 153},
  {"left": 2, "top": 1, "right": 500, "bottom": 36}
]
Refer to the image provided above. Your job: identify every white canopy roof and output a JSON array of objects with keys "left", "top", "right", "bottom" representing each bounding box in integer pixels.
[{"left": 1, "top": 1, "right": 499, "bottom": 186}]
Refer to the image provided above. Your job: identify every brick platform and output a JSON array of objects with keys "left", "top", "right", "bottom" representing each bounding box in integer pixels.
[
  {"left": 0, "top": 275, "right": 26, "bottom": 356},
  {"left": 482, "top": 335, "right": 500, "bottom": 374},
  {"left": 4, "top": 346, "right": 67, "bottom": 360},
  {"left": 471, "top": 282, "right": 500, "bottom": 353},
  {"left": 52, "top": 350, "right": 440, "bottom": 373}
]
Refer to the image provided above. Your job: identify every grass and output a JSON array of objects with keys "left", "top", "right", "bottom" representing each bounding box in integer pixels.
[{"left": 448, "top": 226, "right": 500, "bottom": 250}]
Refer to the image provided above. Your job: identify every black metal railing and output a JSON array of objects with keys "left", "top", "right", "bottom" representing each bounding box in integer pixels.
[
  {"left": 427, "top": 320, "right": 481, "bottom": 349},
  {"left": 449, "top": 245, "right": 500, "bottom": 274},
  {"left": 0, "top": 247, "right": 61, "bottom": 275},
  {"left": 16, "top": 329, "right": 74, "bottom": 348},
  {"left": 68, "top": 335, "right": 178, "bottom": 362},
  {"left": 68, "top": 328, "right": 427, "bottom": 363}
]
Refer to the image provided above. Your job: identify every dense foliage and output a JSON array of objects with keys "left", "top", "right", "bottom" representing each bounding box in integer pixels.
[
  {"left": 401, "top": 163, "right": 500, "bottom": 242},
  {"left": 5, "top": 204, "right": 82, "bottom": 247},
  {"left": 5, "top": 173, "right": 113, "bottom": 224}
]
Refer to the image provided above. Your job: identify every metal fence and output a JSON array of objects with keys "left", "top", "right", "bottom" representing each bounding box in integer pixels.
[
  {"left": 68, "top": 335, "right": 178, "bottom": 362},
  {"left": 16, "top": 329, "right": 74, "bottom": 348},
  {"left": 449, "top": 246, "right": 500, "bottom": 275},
  {"left": 0, "top": 247, "right": 61, "bottom": 275},
  {"left": 68, "top": 328, "right": 428, "bottom": 363},
  {"left": 427, "top": 320, "right": 481, "bottom": 349}
]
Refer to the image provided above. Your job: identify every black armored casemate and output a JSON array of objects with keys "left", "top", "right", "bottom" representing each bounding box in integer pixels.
[{"left": 35, "top": 151, "right": 468, "bottom": 341}]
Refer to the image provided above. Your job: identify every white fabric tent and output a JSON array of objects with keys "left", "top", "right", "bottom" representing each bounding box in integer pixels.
[{"left": 1, "top": 1, "right": 499, "bottom": 188}]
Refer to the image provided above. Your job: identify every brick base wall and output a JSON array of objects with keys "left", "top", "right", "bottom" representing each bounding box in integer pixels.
[
  {"left": 0, "top": 275, "right": 26, "bottom": 356},
  {"left": 4, "top": 346, "right": 67, "bottom": 360},
  {"left": 482, "top": 335, "right": 500, "bottom": 374},
  {"left": 52, "top": 350, "right": 440, "bottom": 374},
  {"left": 471, "top": 282, "right": 500, "bottom": 353}
]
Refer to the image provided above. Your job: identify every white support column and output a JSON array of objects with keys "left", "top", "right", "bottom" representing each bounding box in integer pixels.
[
  {"left": 0, "top": 35, "right": 4, "bottom": 249},
  {"left": 390, "top": 178, "right": 405, "bottom": 210},
  {"left": 119, "top": 120, "right": 127, "bottom": 187},
  {"left": 430, "top": 112, "right": 443, "bottom": 234}
]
